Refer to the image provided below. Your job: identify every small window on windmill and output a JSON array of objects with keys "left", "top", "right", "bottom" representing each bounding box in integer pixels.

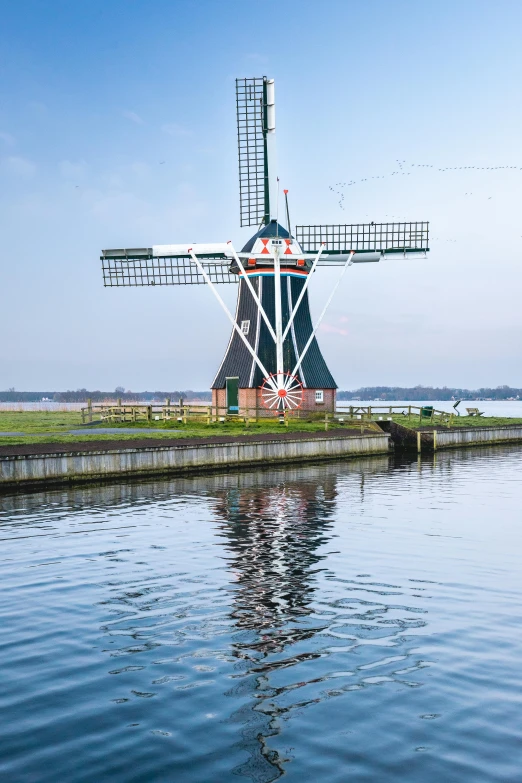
[
  {"left": 241, "top": 320, "right": 250, "bottom": 335},
  {"left": 271, "top": 239, "right": 282, "bottom": 246},
  {"left": 315, "top": 390, "right": 324, "bottom": 404}
]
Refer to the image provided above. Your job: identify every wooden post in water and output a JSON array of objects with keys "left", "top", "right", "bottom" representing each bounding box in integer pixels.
[
  {"left": 417, "top": 431, "right": 422, "bottom": 453},
  {"left": 433, "top": 429, "right": 437, "bottom": 450}
]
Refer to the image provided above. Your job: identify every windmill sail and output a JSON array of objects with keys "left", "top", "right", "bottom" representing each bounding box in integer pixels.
[
  {"left": 236, "top": 77, "right": 274, "bottom": 228},
  {"left": 296, "top": 222, "right": 429, "bottom": 260},
  {"left": 99, "top": 75, "right": 431, "bottom": 415},
  {"left": 101, "top": 247, "right": 236, "bottom": 286}
]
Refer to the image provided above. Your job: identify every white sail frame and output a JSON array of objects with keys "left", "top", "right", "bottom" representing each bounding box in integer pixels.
[{"left": 188, "top": 243, "right": 356, "bottom": 407}]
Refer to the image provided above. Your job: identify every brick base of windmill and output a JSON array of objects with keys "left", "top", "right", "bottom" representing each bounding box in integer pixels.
[{"left": 212, "top": 387, "right": 336, "bottom": 417}]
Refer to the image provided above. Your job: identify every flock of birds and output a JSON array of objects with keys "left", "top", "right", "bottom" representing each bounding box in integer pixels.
[{"left": 329, "top": 158, "right": 522, "bottom": 211}]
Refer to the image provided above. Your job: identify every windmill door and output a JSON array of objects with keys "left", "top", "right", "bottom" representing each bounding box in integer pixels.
[{"left": 226, "top": 377, "right": 239, "bottom": 414}]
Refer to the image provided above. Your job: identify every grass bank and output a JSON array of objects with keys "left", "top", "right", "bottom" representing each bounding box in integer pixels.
[
  {"left": 388, "top": 414, "right": 522, "bottom": 429},
  {"left": 0, "top": 411, "right": 364, "bottom": 447},
  {"left": 2, "top": 410, "right": 522, "bottom": 448}
]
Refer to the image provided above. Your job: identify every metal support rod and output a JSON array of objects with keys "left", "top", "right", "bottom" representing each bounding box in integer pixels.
[
  {"left": 188, "top": 249, "right": 277, "bottom": 391},
  {"left": 284, "top": 189, "right": 291, "bottom": 238},
  {"left": 273, "top": 247, "right": 284, "bottom": 384},
  {"left": 228, "top": 245, "right": 277, "bottom": 342},
  {"left": 282, "top": 244, "right": 324, "bottom": 342},
  {"left": 291, "top": 251, "right": 355, "bottom": 378}
]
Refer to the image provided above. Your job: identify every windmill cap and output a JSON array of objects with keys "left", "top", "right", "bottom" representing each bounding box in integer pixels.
[{"left": 240, "top": 221, "right": 291, "bottom": 253}]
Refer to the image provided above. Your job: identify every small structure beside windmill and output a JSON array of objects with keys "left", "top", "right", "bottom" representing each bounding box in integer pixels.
[{"left": 101, "top": 77, "right": 429, "bottom": 416}]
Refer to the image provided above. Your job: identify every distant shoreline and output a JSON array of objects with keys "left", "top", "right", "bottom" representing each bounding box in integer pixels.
[{"left": 1, "top": 386, "right": 521, "bottom": 404}]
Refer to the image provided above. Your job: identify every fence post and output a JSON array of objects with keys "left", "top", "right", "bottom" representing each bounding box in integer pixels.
[
  {"left": 147, "top": 405, "right": 152, "bottom": 422},
  {"left": 325, "top": 413, "right": 329, "bottom": 431},
  {"left": 87, "top": 398, "right": 92, "bottom": 423}
]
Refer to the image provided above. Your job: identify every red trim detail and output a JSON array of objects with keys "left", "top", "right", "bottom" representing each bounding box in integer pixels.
[
  {"left": 239, "top": 267, "right": 308, "bottom": 276},
  {"left": 260, "top": 372, "right": 304, "bottom": 415},
  {"left": 260, "top": 238, "right": 270, "bottom": 255}
]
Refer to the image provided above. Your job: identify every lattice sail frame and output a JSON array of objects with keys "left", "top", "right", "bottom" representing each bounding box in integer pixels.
[
  {"left": 236, "top": 77, "right": 269, "bottom": 228},
  {"left": 296, "top": 222, "right": 429, "bottom": 256},
  {"left": 102, "top": 251, "right": 236, "bottom": 287}
]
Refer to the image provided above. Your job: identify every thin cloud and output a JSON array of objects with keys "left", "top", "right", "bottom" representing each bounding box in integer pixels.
[
  {"left": 319, "top": 322, "right": 348, "bottom": 337},
  {"left": 59, "top": 159, "right": 88, "bottom": 179},
  {"left": 3, "top": 156, "right": 36, "bottom": 178},
  {"left": 28, "top": 101, "right": 48, "bottom": 114},
  {"left": 244, "top": 52, "right": 269, "bottom": 64},
  {"left": 122, "top": 110, "right": 145, "bottom": 125},
  {"left": 161, "top": 122, "right": 192, "bottom": 138}
]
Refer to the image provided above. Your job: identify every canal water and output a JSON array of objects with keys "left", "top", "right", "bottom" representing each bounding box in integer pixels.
[{"left": 1, "top": 447, "right": 521, "bottom": 782}]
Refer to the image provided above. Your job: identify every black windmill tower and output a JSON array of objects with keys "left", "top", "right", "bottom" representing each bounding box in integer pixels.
[{"left": 101, "top": 77, "right": 430, "bottom": 414}]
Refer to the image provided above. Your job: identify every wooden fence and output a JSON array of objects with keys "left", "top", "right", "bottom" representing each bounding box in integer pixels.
[
  {"left": 336, "top": 404, "right": 454, "bottom": 426},
  {"left": 80, "top": 400, "right": 453, "bottom": 428}
]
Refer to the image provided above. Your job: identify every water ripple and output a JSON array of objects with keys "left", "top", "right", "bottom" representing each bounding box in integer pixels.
[{"left": 0, "top": 448, "right": 522, "bottom": 781}]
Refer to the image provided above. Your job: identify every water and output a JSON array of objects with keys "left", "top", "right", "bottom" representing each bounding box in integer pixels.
[
  {"left": 1, "top": 448, "right": 521, "bottom": 782},
  {"left": 339, "top": 399, "right": 522, "bottom": 417}
]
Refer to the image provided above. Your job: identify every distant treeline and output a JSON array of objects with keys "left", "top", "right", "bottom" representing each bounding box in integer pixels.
[
  {"left": 2, "top": 386, "right": 521, "bottom": 402},
  {"left": 0, "top": 389, "right": 213, "bottom": 402},
  {"left": 337, "top": 386, "right": 521, "bottom": 401}
]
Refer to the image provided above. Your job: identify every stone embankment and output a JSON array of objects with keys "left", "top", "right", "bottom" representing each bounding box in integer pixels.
[
  {"left": 2, "top": 423, "right": 522, "bottom": 490},
  {"left": 378, "top": 421, "right": 522, "bottom": 452},
  {"left": 0, "top": 430, "right": 390, "bottom": 489}
]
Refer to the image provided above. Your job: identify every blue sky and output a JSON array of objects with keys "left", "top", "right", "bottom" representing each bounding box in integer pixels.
[{"left": 1, "top": 0, "right": 522, "bottom": 391}]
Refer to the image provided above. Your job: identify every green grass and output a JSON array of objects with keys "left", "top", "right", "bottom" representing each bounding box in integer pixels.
[
  {"left": 0, "top": 411, "right": 362, "bottom": 447},
  {"left": 0, "top": 410, "right": 80, "bottom": 433},
  {"left": 1, "top": 410, "right": 521, "bottom": 448},
  {"left": 388, "top": 414, "right": 522, "bottom": 429}
]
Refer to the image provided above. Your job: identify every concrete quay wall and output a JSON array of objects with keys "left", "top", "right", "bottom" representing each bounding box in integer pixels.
[
  {"left": 0, "top": 433, "right": 390, "bottom": 488},
  {"left": 435, "top": 425, "right": 522, "bottom": 449}
]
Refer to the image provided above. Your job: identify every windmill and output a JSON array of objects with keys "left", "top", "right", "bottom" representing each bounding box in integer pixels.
[{"left": 101, "top": 77, "right": 429, "bottom": 415}]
